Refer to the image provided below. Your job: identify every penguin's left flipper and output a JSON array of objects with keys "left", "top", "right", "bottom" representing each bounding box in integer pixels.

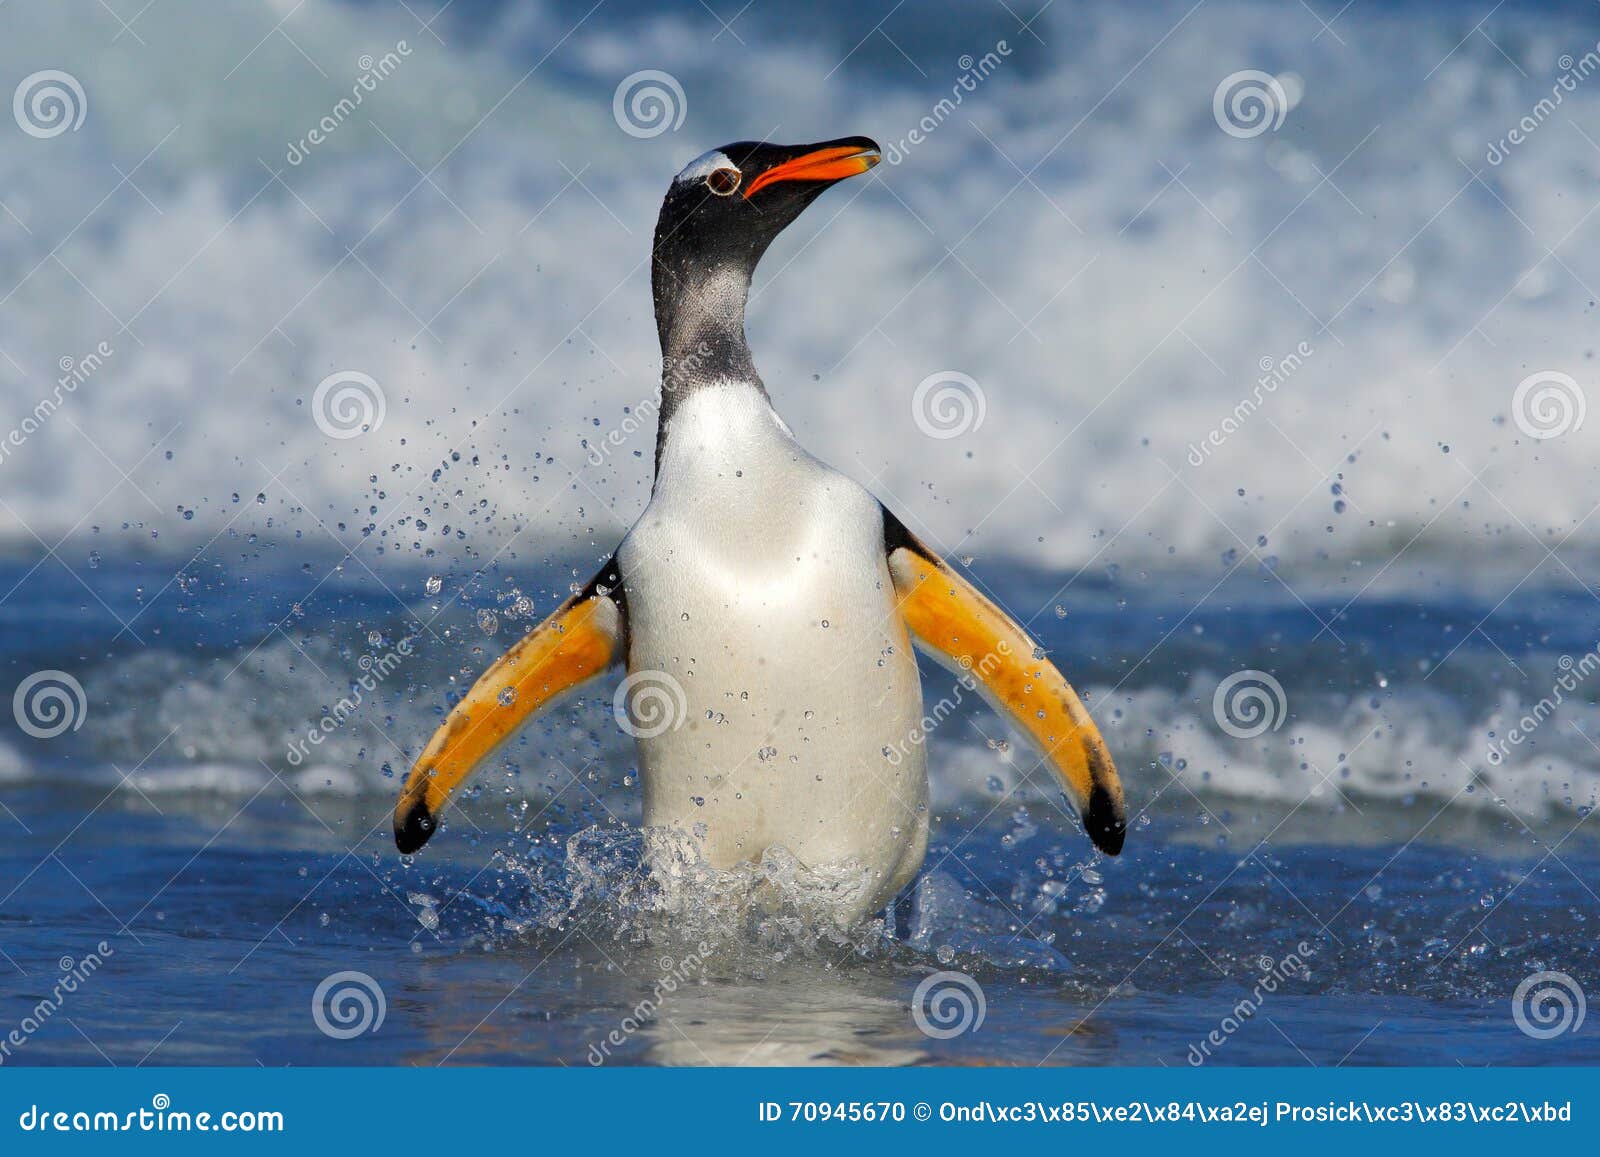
[
  {"left": 882, "top": 509, "right": 1128, "bottom": 855},
  {"left": 394, "top": 561, "right": 626, "bottom": 853}
]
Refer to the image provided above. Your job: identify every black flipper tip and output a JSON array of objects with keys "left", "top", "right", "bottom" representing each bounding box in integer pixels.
[
  {"left": 394, "top": 798, "right": 435, "bottom": 854},
  {"left": 1085, "top": 781, "right": 1126, "bottom": 857}
]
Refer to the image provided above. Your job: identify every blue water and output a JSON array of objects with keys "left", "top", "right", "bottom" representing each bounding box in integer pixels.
[{"left": 2, "top": 556, "right": 1597, "bottom": 1067}]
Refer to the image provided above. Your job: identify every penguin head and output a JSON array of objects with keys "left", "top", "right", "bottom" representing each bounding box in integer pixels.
[{"left": 652, "top": 137, "right": 880, "bottom": 296}]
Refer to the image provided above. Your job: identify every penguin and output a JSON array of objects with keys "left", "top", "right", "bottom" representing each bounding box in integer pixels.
[{"left": 394, "top": 138, "right": 1127, "bottom": 923}]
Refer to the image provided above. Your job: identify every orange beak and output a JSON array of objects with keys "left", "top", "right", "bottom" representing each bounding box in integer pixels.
[{"left": 743, "top": 144, "right": 881, "bottom": 199}]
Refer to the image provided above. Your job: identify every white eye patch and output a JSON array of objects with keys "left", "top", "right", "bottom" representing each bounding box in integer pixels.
[{"left": 673, "top": 149, "right": 736, "bottom": 185}]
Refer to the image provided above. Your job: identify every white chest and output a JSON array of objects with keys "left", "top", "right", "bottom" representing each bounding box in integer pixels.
[{"left": 614, "top": 386, "right": 928, "bottom": 910}]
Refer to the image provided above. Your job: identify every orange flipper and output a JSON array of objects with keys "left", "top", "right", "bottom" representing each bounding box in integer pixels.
[
  {"left": 394, "top": 563, "right": 625, "bottom": 853},
  {"left": 884, "top": 514, "right": 1127, "bottom": 854}
]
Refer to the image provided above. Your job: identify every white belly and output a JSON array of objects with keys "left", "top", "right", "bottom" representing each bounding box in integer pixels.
[{"left": 616, "top": 386, "right": 928, "bottom": 918}]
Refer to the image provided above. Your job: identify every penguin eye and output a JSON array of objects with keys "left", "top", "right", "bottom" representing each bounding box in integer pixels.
[{"left": 705, "top": 167, "right": 742, "bottom": 196}]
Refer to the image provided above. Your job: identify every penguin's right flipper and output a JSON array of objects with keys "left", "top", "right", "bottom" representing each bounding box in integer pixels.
[
  {"left": 394, "top": 561, "right": 626, "bottom": 853},
  {"left": 881, "top": 509, "right": 1127, "bottom": 855}
]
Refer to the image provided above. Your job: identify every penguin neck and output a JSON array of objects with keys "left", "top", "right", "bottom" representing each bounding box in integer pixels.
[{"left": 653, "top": 260, "right": 771, "bottom": 437}]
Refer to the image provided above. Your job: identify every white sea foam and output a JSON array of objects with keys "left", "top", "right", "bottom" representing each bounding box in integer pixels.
[
  {"left": 0, "top": 0, "right": 1594, "bottom": 584},
  {"left": 6, "top": 640, "right": 1590, "bottom": 840},
  {"left": 0, "top": 740, "right": 26, "bottom": 783}
]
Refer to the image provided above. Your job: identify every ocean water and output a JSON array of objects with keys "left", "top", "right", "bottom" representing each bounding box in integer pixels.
[
  {"left": 3, "top": 0, "right": 1600, "bottom": 1067},
  {"left": 1, "top": 557, "right": 1598, "bottom": 1067}
]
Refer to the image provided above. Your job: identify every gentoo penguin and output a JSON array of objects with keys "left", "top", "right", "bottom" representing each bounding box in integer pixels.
[{"left": 395, "top": 138, "right": 1127, "bottom": 922}]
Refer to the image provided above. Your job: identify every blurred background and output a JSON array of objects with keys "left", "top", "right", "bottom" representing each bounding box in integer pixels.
[{"left": 1, "top": 0, "right": 1598, "bottom": 1067}]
